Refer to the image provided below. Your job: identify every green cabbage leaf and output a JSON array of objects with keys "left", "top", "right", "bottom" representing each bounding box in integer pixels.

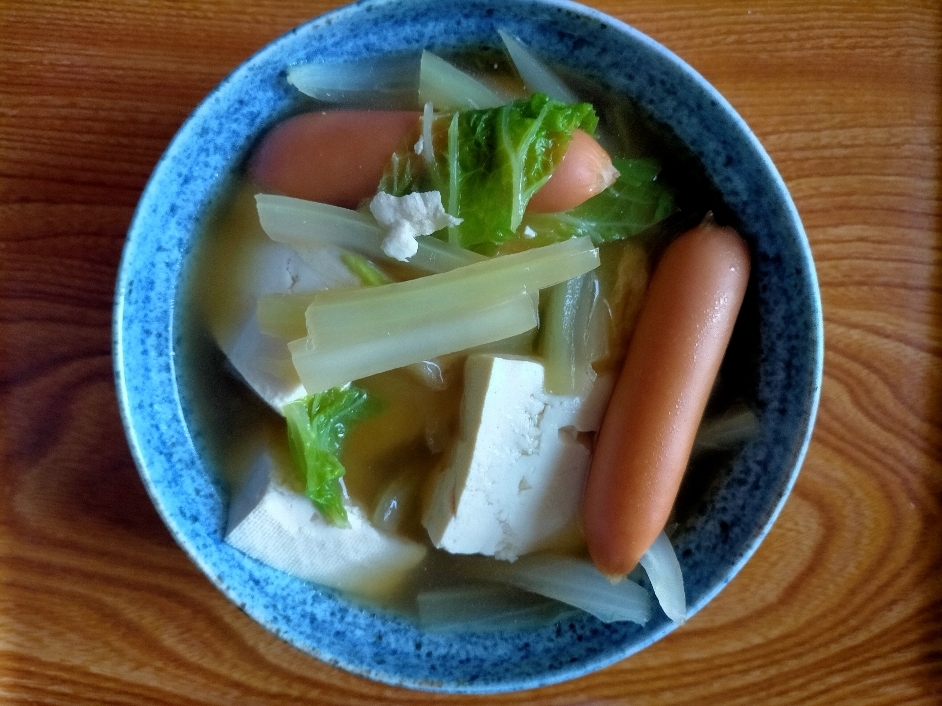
[
  {"left": 380, "top": 93, "right": 598, "bottom": 251},
  {"left": 282, "top": 386, "right": 379, "bottom": 527},
  {"left": 519, "top": 157, "right": 677, "bottom": 246}
]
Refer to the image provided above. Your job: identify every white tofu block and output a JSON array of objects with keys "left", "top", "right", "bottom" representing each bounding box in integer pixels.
[
  {"left": 226, "top": 453, "right": 427, "bottom": 600},
  {"left": 222, "top": 312, "right": 308, "bottom": 411},
  {"left": 215, "top": 241, "right": 357, "bottom": 414},
  {"left": 422, "top": 355, "right": 613, "bottom": 561}
]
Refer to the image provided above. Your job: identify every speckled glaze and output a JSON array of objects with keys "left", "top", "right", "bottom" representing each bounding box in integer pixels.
[{"left": 113, "top": 0, "right": 823, "bottom": 693}]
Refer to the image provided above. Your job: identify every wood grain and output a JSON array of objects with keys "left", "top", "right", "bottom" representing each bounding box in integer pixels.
[{"left": 1, "top": 0, "right": 940, "bottom": 703}]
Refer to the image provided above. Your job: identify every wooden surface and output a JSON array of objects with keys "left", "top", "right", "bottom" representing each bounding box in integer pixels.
[{"left": 1, "top": 0, "right": 940, "bottom": 703}]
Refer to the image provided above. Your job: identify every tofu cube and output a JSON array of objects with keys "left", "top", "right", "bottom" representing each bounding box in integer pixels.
[
  {"left": 215, "top": 240, "right": 357, "bottom": 413},
  {"left": 422, "top": 354, "right": 612, "bottom": 561},
  {"left": 226, "top": 452, "right": 426, "bottom": 600},
  {"left": 221, "top": 311, "right": 307, "bottom": 411}
]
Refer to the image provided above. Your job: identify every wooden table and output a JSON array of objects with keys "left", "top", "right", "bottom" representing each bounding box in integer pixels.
[{"left": 2, "top": 1, "right": 939, "bottom": 703}]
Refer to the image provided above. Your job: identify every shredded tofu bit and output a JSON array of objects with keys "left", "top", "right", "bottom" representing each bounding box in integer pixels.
[{"left": 369, "top": 191, "right": 463, "bottom": 261}]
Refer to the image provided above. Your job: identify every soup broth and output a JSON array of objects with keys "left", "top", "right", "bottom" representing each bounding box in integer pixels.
[{"left": 177, "top": 49, "right": 752, "bottom": 623}]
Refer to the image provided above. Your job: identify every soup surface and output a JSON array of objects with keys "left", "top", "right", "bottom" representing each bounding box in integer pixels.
[{"left": 176, "top": 47, "right": 753, "bottom": 624}]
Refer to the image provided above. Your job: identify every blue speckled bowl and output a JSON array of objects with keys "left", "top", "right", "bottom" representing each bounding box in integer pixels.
[{"left": 113, "top": 0, "right": 822, "bottom": 693}]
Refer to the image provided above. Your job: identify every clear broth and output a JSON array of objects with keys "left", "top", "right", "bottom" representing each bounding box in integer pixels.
[{"left": 176, "top": 55, "right": 753, "bottom": 622}]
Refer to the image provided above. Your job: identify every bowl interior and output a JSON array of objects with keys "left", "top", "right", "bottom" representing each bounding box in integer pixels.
[{"left": 113, "top": 0, "right": 822, "bottom": 693}]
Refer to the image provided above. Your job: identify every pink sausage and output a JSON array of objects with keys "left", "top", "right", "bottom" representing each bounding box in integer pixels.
[
  {"left": 249, "top": 111, "right": 616, "bottom": 212},
  {"left": 582, "top": 221, "right": 751, "bottom": 577}
]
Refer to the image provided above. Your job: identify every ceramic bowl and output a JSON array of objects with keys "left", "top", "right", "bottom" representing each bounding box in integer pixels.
[{"left": 113, "top": 0, "right": 823, "bottom": 693}]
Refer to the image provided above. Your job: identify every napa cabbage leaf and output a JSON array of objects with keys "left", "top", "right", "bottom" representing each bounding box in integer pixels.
[
  {"left": 380, "top": 92, "right": 598, "bottom": 251},
  {"left": 283, "top": 385, "right": 379, "bottom": 527},
  {"left": 519, "top": 157, "right": 677, "bottom": 246}
]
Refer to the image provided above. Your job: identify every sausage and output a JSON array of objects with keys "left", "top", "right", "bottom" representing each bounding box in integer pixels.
[
  {"left": 526, "top": 128, "right": 619, "bottom": 213},
  {"left": 582, "top": 220, "right": 751, "bottom": 577},
  {"left": 248, "top": 111, "right": 420, "bottom": 210},
  {"left": 248, "top": 111, "right": 616, "bottom": 212}
]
